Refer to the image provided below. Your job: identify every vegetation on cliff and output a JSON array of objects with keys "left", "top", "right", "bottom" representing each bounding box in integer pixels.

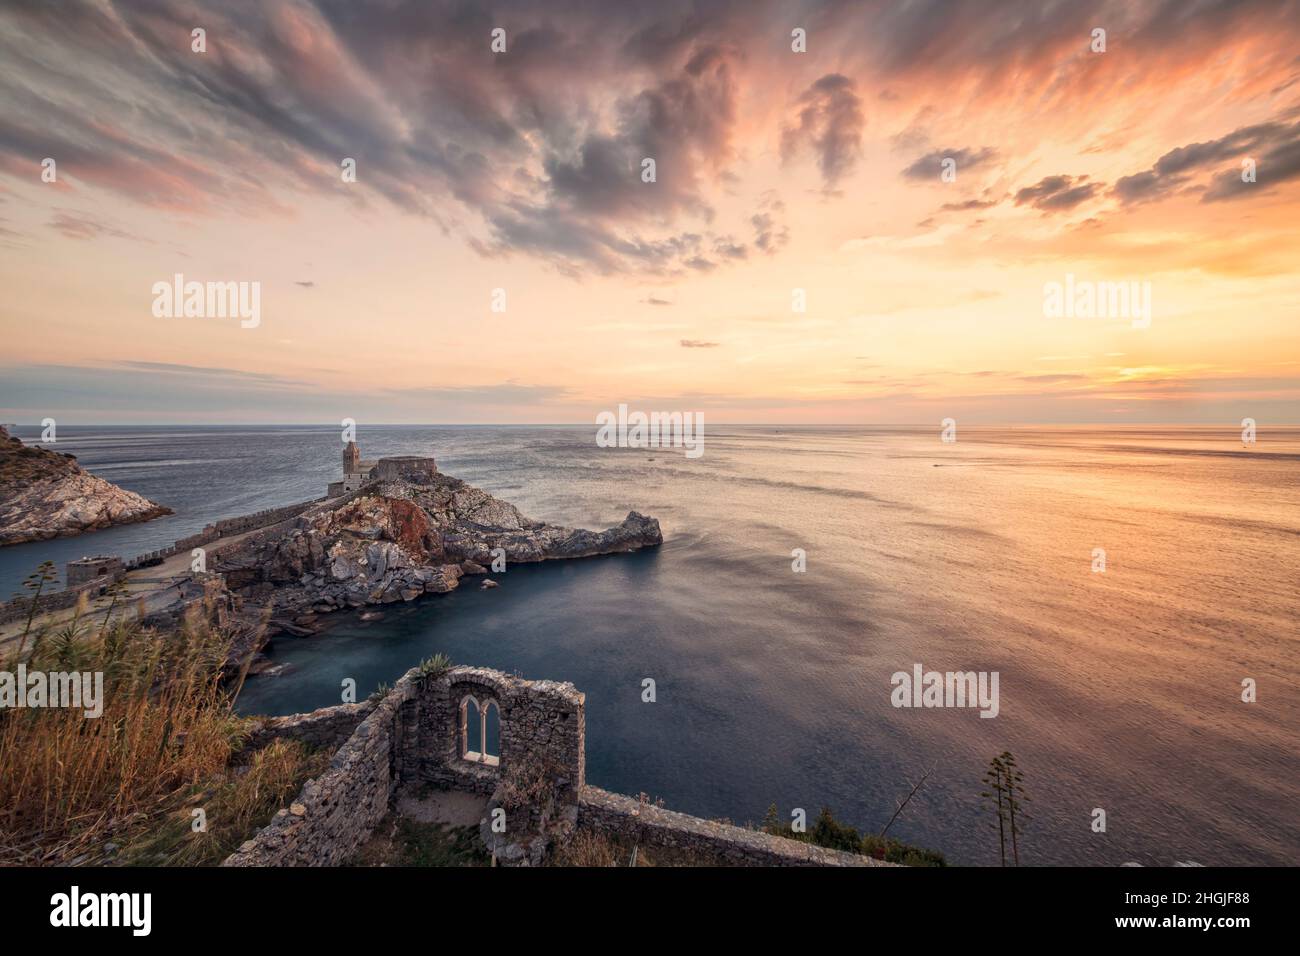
[
  {"left": 0, "top": 425, "right": 172, "bottom": 547},
  {"left": 761, "top": 805, "right": 947, "bottom": 867},
  {"left": 0, "top": 427, "right": 79, "bottom": 484},
  {"left": 0, "top": 600, "right": 318, "bottom": 865}
]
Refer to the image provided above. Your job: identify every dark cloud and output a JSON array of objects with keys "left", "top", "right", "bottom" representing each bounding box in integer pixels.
[
  {"left": 939, "top": 197, "right": 999, "bottom": 212},
  {"left": 1014, "top": 175, "right": 1101, "bottom": 212},
  {"left": 1114, "top": 120, "right": 1300, "bottom": 205},
  {"left": 781, "top": 73, "right": 865, "bottom": 190},
  {"left": 3, "top": 0, "right": 1297, "bottom": 274},
  {"left": 901, "top": 146, "right": 997, "bottom": 181},
  {"left": 1204, "top": 131, "right": 1300, "bottom": 201},
  {"left": 0, "top": 0, "right": 759, "bottom": 277},
  {"left": 1111, "top": 169, "right": 1170, "bottom": 205}
]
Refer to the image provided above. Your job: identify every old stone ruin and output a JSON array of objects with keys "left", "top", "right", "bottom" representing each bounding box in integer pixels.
[
  {"left": 0, "top": 555, "right": 126, "bottom": 626},
  {"left": 328, "top": 440, "right": 437, "bottom": 496},
  {"left": 224, "top": 664, "right": 894, "bottom": 868},
  {"left": 65, "top": 554, "right": 125, "bottom": 587}
]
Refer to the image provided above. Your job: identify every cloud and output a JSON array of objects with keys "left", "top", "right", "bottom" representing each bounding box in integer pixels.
[
  {"left": 1114, "top": 119, "right": 1300, "bottom": 205},
  {"left": 781, "top": 73, "right": 865, "bottom": 190},
  {"left": 46, "top": 210, "right": 146, "bottom": 242},
  {"left": 751, "top": 191, "right": 789, "bottom": 253},
  {"left": 938, "top": 197, "right": 1000, "bottom": 212},
  {"left": 1204, "top": 125, "right": 1300, "bottom": 202},
  {"left": 0, "top": 1, "right": 760, "bottom": 278},
  {"left": 901, "top": 146, "right": 996, "bottom": 181},
  {"left": 386, "top": 382, "right": 573, "bottom": 405},
  {"left": 3, "top": 0, "right": 1299, "bottom": 280},
  {"left": 1014, "top": 175, "right": 1101, "bottom": 212},
  {"left": 0, "top": 362, "right": 574, "bottom": 421},
  {"left": 680, "top": 339, "right": 720, "bottom": 348},
  {"left": 114, "top": 361, "right": 303, "bottom": 383}
]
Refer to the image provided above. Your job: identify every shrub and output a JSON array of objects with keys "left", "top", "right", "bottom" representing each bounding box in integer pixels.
[
  {"left": 761, "top": 805, "right": 946, "bottom": 867},
  {"left": 416, "top": 653, "right": 452, "bottom": 679},
  {"left": 0, "top": 601, "right": 275, "bottom": 865}
]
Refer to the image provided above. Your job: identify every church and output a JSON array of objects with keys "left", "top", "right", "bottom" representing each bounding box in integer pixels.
[{"left": 327, "top": 441, "right": 437, "bottom": 496}]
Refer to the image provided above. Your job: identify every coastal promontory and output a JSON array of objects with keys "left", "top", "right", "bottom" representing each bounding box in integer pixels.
[
  {"left": 215, "top": 466, "right": 662, "bottom": 619},
  {"left": 0, "top": 425, "right": 173, "bottom": 547}
]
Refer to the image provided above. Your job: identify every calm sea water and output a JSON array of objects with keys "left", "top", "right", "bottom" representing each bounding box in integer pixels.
[{"left": 4, "top": 424, "right": 1298, "bottom": 865}]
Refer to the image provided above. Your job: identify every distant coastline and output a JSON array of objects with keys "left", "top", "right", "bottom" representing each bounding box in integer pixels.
[{"left": 0, "top": 425, "right": 171, "bottom": 548}]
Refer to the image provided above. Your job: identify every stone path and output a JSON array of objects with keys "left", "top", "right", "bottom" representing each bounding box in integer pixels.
[
  {"left": 0, "top": 523, "right": 271, "bottom": 650},
  {"left": 394, "top": 790, "right": 490, "bottom": 828}
]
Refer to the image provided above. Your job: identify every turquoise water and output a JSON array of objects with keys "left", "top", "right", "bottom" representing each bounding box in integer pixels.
[{"left": 5, "top": 424, "right": 1299, "bottom": 865}]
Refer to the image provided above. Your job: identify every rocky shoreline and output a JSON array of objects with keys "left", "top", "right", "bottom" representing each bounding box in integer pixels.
[
  {"left": 206, "top": 469, "right": 661, "bottom": 650},
  {"left": 0, "top": 426, "right": 172, "bottom": 547}
]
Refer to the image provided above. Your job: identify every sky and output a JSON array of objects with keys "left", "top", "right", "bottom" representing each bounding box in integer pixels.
[{"left": 1, "top": 0, "right": 1298, "bottom": 425}]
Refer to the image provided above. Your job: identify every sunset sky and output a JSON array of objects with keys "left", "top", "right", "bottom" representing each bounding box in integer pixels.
[{"left": 2, "top": 0, "right": 1298, "bottom": 424}]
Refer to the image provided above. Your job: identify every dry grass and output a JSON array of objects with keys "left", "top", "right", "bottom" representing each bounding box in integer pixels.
[
  {"left": 0, "top": 602, "right": 264, "bottom": 865},
  {"left": 121, "top": 738, "right": 327, "bottom": 866},
  {"left": 549, "top": 829, "right": 658, "bottom": 867},
  {"left": 0, "top": 433, "right": 77, "bottom": 486}
]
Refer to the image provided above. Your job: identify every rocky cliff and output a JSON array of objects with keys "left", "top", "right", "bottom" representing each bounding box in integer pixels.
[
  {"left": 214, "top": 470, "right": 662, "bottom": 619},
  {"left": 0, "top": 426, "right": 172, "bottom": 547}
]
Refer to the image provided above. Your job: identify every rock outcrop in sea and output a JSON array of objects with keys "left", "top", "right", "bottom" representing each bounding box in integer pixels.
[
  {"left": 213, "top": 470, "right": 661, "bottom": 623},
  {"left": 0, "top": 425, "right": 172, "bottom": 547}
]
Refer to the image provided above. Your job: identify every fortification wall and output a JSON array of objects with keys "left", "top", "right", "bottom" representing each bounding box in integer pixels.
[
  {"left": 221, "top": 665, "right": 584, "bottom": 866},
  {"left": 374, "top": 456, "right": 437, "bottom": 482},
  {"left": 0, "top": 579, "right": 107, "bottom": 625},
  {"left": 122, "top": 497, "right": 326, "bottom": 571},
  {"left": 221, "top": 664, "right": 885, "bottom": 868},
  {"left": 223, "top": 678, "right": 414, "bottom": 867},
  {"left": 238, "top": 700, "right": 377, "bottom": 757},
  {"left": 576, "top": 787, "right": 888, "bottom": 866}
]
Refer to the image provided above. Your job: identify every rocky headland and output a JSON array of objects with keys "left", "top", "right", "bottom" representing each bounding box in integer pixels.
[
  {"left": 0, "top": 425, "right": 172, "bottom": 547},
  {"left": 211, "top": 468, "right": 661, "bottom": 638}
]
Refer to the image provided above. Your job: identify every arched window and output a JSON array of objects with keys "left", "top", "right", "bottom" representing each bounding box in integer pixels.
[{"left": 460, "top": 695, "right": 500, "bottom": 767}]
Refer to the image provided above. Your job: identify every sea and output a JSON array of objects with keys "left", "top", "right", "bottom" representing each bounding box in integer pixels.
[{"left": 2, "top": 423, "right": 1297, "bottom": 866}]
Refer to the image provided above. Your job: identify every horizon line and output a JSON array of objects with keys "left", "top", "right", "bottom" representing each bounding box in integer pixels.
[{"left": 5, "top": 421, "right": 1297, "bottom": 429}]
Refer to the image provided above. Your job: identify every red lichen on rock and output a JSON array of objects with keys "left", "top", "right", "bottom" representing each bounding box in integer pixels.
[{"left": 320, "top": 496, "right": 444, "bottom": 563}]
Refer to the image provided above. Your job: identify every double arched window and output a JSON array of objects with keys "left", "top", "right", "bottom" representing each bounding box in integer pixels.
[{"left": 459, "top": 695, "right": 500, "bottom": 766}]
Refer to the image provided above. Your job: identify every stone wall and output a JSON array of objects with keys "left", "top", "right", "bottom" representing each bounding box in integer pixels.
[
  {"left": 123, "top": 497, "right": 326, "bottom": 571},
  {"left": 223, "top": 678, "right": 414, "bottom": 866},
  {"left": 221, "top": 664, "right": 889, "bottom": 868},
  {"left": 0, "top": 578, "right": 111, "bottom": 625},
  {"left": 374, "top": 456, "right": 437, "bottom": 482},
  {"left": 404, "top": 666, "right": 584, "bottom": 800},
  {"left": 221, "top": 665, "right": 584, "bottom": 865},
  {"left": 238, "top": 700, "right": 377, "bottom": 758},
  {"left": 66, "top": 555, "right": 124, "bottom": 587},
  {"left": 576, "top": 786, "right": 892, "bottom": 867}
]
